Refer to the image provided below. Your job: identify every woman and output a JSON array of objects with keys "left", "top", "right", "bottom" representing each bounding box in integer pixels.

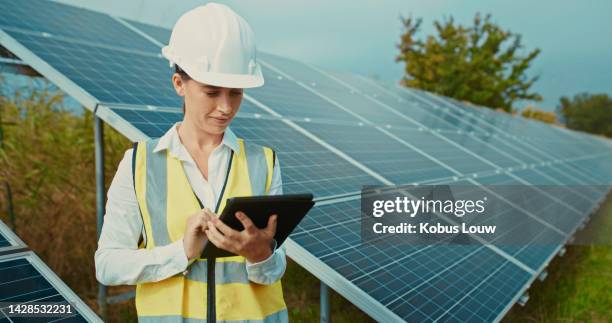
[{"left": 95, "top": 3, "right": 288, "bottom": 322}]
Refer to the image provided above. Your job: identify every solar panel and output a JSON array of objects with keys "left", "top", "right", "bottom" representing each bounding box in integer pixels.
[
  {"left": 0, "top": 0, "right": 158, "bottom": 52},
  {"left": 4, "top": 29, "right": 177, "bottom": 107},
  {"left": 289, "top": 197, "right": 534, "bottom": 322},
  {"left": 0, "top": 251, "right": 102, "bottom": 322},
  {"left": 2, "top": 1, "right": 611, "bottom": 322}
]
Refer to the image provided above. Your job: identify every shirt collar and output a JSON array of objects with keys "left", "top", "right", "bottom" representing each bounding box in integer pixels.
[{"left": 153, "top": 121, "right": 240, "bottom": 160}]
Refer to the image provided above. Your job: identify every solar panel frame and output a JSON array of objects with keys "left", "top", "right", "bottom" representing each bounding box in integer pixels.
[
  {"left": 0, "top": 220, "right": 27, "bottom": 257},
  {"left": 0, "top": 251, "right": 102, "bottom": 322}
]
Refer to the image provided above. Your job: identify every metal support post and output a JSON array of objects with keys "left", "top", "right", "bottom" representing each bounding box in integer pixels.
[
  {"left": 320, "top": 281, "right": 329, "bottom": 323},
  {"left": 94, "top": 115, "right": 107, "bottom": 320}
]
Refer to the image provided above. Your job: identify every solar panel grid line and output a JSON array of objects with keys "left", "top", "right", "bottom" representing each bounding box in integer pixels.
[
  {"left": 310, "top": 66, "right": 544, "bottom": 177},
  {"left": 326, "top": 69, "right": 526, "bottom": 174},
  {"left": 122, "top": 19, "right": 171, "bottom": 46},
  {"left": 423, "top": 248, "right": 515, "bottom": 322},
  {"left": 111, "top": 16, "right": 166, "bottom": 48},
  {"left": 246, "top": 96, "right": 394, "bottom": 186},
  {"left": 390, "top": 246, "right": 489, "bottom": 308},
  {"left": 284, "top": 62, "right": 589, "bottom": 226},
  {"left": 0, "top": 251, "right": 102, "bottom": 322},
  {"left": 538, "top": 161, "right": 607, "bottom": 196},
  {"left": 419, "top": 91, "right": 604, "bottom": 182},
  {"left": 259, "top": 60, "right": 473, "bottom": 182},
  {"left": 309, "top": 184, "right": 540, "bottom": 276},
  {"left": 434, "top": 95, "right": 528, "bottom": 132},
  {"left": 355, "top": 76, "right": 545, "bottom": 146},
  {"left": 309, "top": 190, "right": 548, "bottom": 269},
  {"left": 510, "top": 168, "right": 598, "bottom": 207},
  {"left": 3, "top": 28, "right": 180, "bottom": 106},
  {"left": 386, "top": 85, "right": 564, "bottom": 166},
  {"left": 310, "top": 148, "right": 606, "bottom": 208},
  {"left": 544, "top": 157, "right": 608, "bottom": 188},
  {"left": 364, "top": 77, "right": 606, "bottom": 194},
  {"left": 415, "top": 91, "right": 512, "bottom": 137},
  {"left": 0, "top": 0, "right": 158, "bottom": 52},
  {"left": 348, "top": 244, "right": 438, "bottom": 284},
  {"left": 384, "top": 248, "right": 524, "bottom": 321},
  {"left": 492, "top": 188, "right": 611, "bottom": 323},
  {"left": 392, "top": 88, "right": 568, "bottom": 167},
  {"left": 283, "top": 238, "right": 405, "bottom": 322},
  {"left": 399, "top": 86, "right": 562, "bottom": 143},
  {"left": 0, "top": 28, "right": 98, "bottom": 109},
  {"left": 1, "top": 26, "right": 162, "bottom": 59}
]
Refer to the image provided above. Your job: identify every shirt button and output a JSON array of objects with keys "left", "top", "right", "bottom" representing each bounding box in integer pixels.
[{"left": 182, "top": 269, "right": 189, "bottom": 276}]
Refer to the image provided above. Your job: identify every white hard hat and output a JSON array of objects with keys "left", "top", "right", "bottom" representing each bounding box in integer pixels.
[{"left": 161, "top": 3, "right": 264, "bottom": 88}]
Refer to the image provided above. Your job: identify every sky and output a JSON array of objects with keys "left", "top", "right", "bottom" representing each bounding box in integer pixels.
[{"left": 55, "top": 0, "right": 612, "bottom": 111}]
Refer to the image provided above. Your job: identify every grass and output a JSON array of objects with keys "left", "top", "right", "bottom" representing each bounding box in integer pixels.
[
  {"left": 283, "top": 259, "right": 374, "bottom": 323},
  {"left": 503, "top": 193, "right": 612, "bottom": 322}
]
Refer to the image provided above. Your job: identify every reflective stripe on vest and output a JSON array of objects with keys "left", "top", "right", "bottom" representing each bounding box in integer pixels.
[{"left": 133, "top": 137, "right": 287, "bottom": 322}]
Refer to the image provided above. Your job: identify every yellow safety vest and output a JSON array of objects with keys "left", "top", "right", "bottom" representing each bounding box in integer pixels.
[{"left": 132, "top": 137, "right": 287, "bottom": 322}]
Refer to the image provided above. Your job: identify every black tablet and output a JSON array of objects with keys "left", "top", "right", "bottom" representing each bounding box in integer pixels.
[{"left": 201, "top": 193, "right": 314, "bottom": 258}]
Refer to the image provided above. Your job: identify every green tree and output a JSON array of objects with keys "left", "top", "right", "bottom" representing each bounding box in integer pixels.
[
  {"left": 396, "top": 13, "right": 542, "bottom": 112},
  {"left": 559, "top": 93, "right": 612, "bottom": 138}
]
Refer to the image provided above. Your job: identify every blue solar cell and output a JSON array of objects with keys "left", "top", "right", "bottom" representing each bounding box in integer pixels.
[
  {"left": 0, "top": 253, "right": 99, "bottom": 322},
  {"left": 261, "top": 53, "right": 476, "bottom": 132},
  {"left": 247, "top": 65, "right": 363, "bottom": 122},
  {"left": 7, "top": 29, "right": 178, "bottom": 107},
  {"left": 296, "top": 121, "right": 456, "bottom": 184},
  {"left": 0, "top": 234, "right": 8, "bottom": 249},
  {"left": 386, "top": 127, "right": 499, "bottom": 175},
  {"left": 475, "top": 173, "right": 588, "bottom": 234},
  {"left": 327, "top": 70, "right": 492, "bottom": 133},
  {"left": 0, "top": 0, "right": 158, "bottom": 52},
  {"left": 511, "top": 168, "right": 596, "bottom": 210}
]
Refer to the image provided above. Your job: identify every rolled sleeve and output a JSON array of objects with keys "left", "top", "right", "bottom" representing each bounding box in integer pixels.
[{"left": 246, "top": 240, "right": 287, "bottom": 285}]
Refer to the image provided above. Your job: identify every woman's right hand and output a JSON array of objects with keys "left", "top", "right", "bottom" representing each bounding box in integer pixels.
[{"left": 183, "top": 208, "right": 215, "bottom": 261}]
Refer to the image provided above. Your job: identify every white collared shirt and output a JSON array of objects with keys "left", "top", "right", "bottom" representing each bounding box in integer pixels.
[{"left": 95, "top": 122, "right": 286, "bottom": 286}]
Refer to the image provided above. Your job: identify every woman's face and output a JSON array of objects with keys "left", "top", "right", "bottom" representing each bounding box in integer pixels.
[{"left": 172, "top": 73, "right": 243, "bottom": 135}]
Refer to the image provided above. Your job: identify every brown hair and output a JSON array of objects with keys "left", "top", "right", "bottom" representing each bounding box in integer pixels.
[{"left": 175, "top": 65, "right": 190, "bottom": 113}]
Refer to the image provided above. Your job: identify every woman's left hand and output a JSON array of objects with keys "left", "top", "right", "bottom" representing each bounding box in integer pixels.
[{"left": 205, "top": 211, "right": 277, "bottom": 263}]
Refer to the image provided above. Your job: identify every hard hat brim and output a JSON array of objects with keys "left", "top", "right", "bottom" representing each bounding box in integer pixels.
[
  {"left": 162, "top": 46, "right": 265, "bottom": 89},
  {"left": 188, "top": 69, "right": 265, "bottom": 89}
]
